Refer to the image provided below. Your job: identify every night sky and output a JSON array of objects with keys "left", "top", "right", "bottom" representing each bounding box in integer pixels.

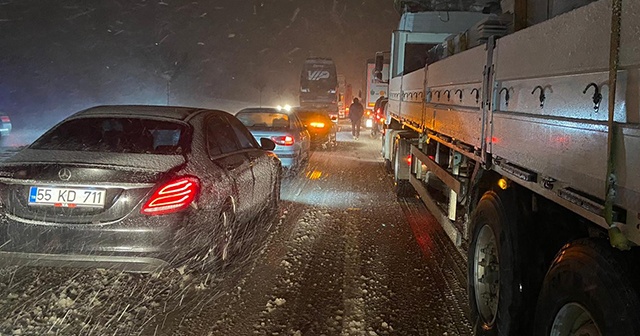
[{"left": 0, "top": 1, "right": 399, "bottom": 129}]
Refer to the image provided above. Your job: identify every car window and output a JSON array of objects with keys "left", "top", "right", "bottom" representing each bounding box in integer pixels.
[
  {"left": 226, "top": 115, "right": 259, "bottom": 149},
  {"left": 236, "top": 112, "right": 290, "bottom": 129},
  {"left": 206, "top": 115, "right": 239, "bottom": 155},
  {"left": 296, "top": 111, "right": 330, "bottom": 125},
  {"left": 205, "top": 119, "right": 223, "bottom": 157},
  {"left": 30, "top": 117, "right": 189, "bottom": 154}
]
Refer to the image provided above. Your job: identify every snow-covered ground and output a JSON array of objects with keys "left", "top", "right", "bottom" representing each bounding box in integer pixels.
[{"left": 0, "top": 123, "right": 471, "bottom": 335}]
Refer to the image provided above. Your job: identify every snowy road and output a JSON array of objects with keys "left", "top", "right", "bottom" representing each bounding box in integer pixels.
[{"left": 0, "top": 125, "right": 471, "bottom": 335}]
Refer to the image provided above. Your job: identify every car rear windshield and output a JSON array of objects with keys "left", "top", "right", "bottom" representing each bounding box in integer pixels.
[
  {"left": 236, "top": 112, "right": 290, "bottom": 129},
  {"left": 296, "top": 111, "right": 330, "bottom": 123},
  {"left": 30, "top": 117, "right": 189, "bottom": 154}
]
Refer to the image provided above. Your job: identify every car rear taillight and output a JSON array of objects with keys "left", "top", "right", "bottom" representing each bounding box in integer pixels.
[
  {"left": 271, "top": 136, "right": 294, "bottom": 146},
  {"left": 309, "top": 122, "right": 325, "bottom": 128},
  {"left": 0, "top": 116, "right": 10, "bottom": 123},
  {"left": 141, "top": 176, "right": 200, "bottom": 216},
  {"left": 406, "top": 154, "right": 412, "bottom": 166}
]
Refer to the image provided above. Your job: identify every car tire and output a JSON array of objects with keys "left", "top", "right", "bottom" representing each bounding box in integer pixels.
[
  {"left": 265, "top": 169, "right": 281, "bottom": 221},
  {"left": 468, "top": 190, "right": 531, "bottom": 336},
  {"left": 384, "top": 158, "right": 392, "bottom": 173},
  {"left": 214, "top": 207, "right": 235, "bottom": 270},
  {"left": 534, "top": 238, "right": 640, "bottom": 336}
]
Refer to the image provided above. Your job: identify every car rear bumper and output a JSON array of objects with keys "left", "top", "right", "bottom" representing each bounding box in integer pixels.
[
  {"left": 309, "top": 132, "right": 333, "bottom": 144},
  {"left": 0, "top": 251, "right": 168, "bottom": 273},
  {"left": 0, "top": 214, "right": 188, "bottom": 272},
  {"left": 273, "top": 151, "right": 300, "bottom": 168}
]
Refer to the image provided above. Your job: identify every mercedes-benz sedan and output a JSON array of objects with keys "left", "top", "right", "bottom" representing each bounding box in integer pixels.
[{"left": 0, "top": 105, "right": 282, "bottom": 272}]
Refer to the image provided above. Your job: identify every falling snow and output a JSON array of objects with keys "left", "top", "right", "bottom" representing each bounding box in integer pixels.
[{"left": 0, "top": 125, "right": 471, "bottom": 335}]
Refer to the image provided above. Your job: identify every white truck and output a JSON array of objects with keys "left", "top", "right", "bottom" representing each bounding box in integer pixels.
[
  {"left": 365, "top": 58, "right": 390, "bottom": 113},
  {"left": 381, "top": 0, "right": 640, "bottom": 335}
]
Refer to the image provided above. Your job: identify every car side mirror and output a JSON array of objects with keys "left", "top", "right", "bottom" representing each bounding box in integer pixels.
[{"left": 260, "top": 138, "right": 276, "bottom": 150}]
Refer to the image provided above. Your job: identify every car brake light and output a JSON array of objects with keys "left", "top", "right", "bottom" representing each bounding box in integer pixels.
[
  {"left": 271, "top": 135, "right": 294, "bottom": 146},
  {"left": 0, "top": 116, "right": 10, "bottom": 123},
  {"left": 141, "top": 176, "right": 200, "bottom": 216},
  {"left": 406, "top": 154, "right": 412, "bottom": 166},
  {"left": 310, "top": 122, "right": 325, "bottom": 128}
]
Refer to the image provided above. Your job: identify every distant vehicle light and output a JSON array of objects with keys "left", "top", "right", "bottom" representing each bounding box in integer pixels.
[
  {"left": 310, "top": 122, "right": 325, "bottom": 128},
  {"left": 406, "top": 154, "right": 412, "bottom": 166},
  {"left": 272, "top": 135, "right": 295, "bottom": 146},
  {"left": 301, "top": 88, "right": 310, "bottom": 92},
  {"left": 283, "top": 104, "right": 292, "bottom": 112},
  {"left": 0, "top": 116, "right": 10, "bottom": 123},
  {"left": 328, "top": 89, "right": 336, "bottom": 94},
  {"left": 276, "top": 105, "right": 283, "bottom": 111},
  {"left": 141, "top": 176, "right": 200, "bottom": 216},
  {"left": 365, "top": 119, "right": 373, "bottom": 128}
]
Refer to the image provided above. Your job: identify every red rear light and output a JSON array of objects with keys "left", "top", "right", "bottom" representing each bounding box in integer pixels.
[
  {"left": 141, "top": 176, "right": 200, "bottom": 216},
  {"left": 271, "top": 135, "right": 294, "bottom": 146},
  {"left": 406, "top": 154, "right": 412, "bottom": 166},
  {"left": 1, "top": 116, "right": 10, "bottom": 123}
]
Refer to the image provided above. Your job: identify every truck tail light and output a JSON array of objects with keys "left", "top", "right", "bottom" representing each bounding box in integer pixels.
[
  {"left": 272, "top": 136, "right": 295, "bottom": 146},
  {"left": 141, "top": 176, "right": 200, "bottom": 216},
  {"left": 406, "top": 154, "right": 412, "bottom": 166}
]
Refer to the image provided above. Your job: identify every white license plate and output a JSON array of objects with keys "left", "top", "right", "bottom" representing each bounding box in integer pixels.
[{"left": 28, "top": 186, "right": 106, "bottom": 208}]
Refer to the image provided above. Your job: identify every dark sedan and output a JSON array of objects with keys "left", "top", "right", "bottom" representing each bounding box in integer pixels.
[
  {"left": 0, "top": 105, "right": 282, "bottom": 272},
  {"left": 294, "top": 107, "right": 338, "bottom": 149}
]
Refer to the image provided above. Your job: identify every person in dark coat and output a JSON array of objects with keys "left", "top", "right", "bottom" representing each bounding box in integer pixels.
[{"left": 348, "top": 97, "right": 364, "bottom": 140}]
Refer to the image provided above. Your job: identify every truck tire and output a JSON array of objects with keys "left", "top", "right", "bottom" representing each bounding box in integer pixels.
[
  {"left": 468, "top": 190, "right": 531, "bottom": 335},
  {"left": 393, "top": 138, "right": 414, "bottom": 198},
  {"left": 534, "top": 239, "right": 640, "bottom": 336}
]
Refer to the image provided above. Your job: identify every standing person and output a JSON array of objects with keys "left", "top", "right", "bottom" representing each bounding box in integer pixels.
[{"left": 349, "top": 97, "right": 364, "bottom": 140}]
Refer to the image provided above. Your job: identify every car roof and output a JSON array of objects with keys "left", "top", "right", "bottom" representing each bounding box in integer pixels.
[{"left": 72, "top": 105, "right": 225, "bottom": 121}]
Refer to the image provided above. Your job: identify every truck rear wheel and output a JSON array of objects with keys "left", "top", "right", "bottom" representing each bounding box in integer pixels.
[
  {"left": 534, "top": 239, "right": 640, "bottom": 336},
  {"left": 393, "top": 138, "right": 414, "bottom": 198},
  {"left": 468, "top": 190, "right": 531, "bottom": 335}
]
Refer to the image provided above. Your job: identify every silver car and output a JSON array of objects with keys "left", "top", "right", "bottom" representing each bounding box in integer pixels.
[
  {"left": 236, "top": 107, "right": 311, "bottom": 170},
  {"left": 0, "top": 105, "right": 282, "bottom": 272}
]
